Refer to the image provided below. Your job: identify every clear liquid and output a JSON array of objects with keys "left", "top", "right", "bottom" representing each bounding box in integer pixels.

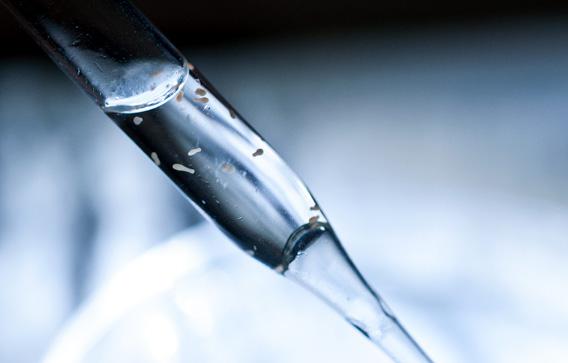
[
  {"left": 106, "top": 67, "right": 325, "bottom": 269},
  {"left": 284, "top": 223, "right": 432, "bottom": 363},
  {"left": 105, "top": 66, "right": 432, "bottom": 362},
  {"left": 11, "top": 0, "right": 189, "bottom": 114}
]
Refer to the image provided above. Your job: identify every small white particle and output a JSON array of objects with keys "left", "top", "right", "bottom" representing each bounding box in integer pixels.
[
  {"left": 150, "top": 152, "right": 160, "bottom": 166},
  {"left": 274, "top": 265, "right": 285, "bottom": 273},
  {"left": 201, "top": 200, "right": 206, "bottom": 204},
  {"left": 133, "top": 116, "right": 143, "bottom": 125},
  {"left": 188, "top": 147, "right": 202, "bottom": 156},
  {"left": 172, "top": 163, "right": 195, "bottom": 174},
  {"left": 245, "top": 250, "right": 255, "bottom": 256}
]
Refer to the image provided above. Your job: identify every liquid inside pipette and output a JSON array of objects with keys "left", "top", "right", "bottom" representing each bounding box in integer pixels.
[
  {"left": 284, "top": 223, "right": 433, "bottom": 363},
  {"left": 105, "top": 64, "right": 432, "bottom": 363},
  {"left": 106, "top": 65, "right": 326, "bottom": 269}
]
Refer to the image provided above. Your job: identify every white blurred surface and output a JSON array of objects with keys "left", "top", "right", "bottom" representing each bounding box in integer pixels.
[{"left": 43, "top": 223, "right": 393, "bottom": 363}]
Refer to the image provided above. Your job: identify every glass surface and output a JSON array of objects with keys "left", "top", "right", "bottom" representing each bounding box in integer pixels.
[
  {"left": 106, "top": 67, "right": 325, "bottom": 269},
  {"left": 3, "top": 0, "right": 188, "bottom": 112}
]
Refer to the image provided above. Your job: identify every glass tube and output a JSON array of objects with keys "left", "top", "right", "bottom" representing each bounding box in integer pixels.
[
  {"left": 1, "top": 0, "right": 187, "bottom": 113},
  {"left": 2, "top": 1, "right": 433, "bottom": 361}
]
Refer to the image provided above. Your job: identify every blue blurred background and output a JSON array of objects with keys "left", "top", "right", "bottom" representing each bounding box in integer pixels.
[{"left": 1, "top": 2, "right": 568, "bottom": 362}]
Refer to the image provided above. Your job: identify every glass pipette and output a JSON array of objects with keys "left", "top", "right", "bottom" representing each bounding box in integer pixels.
[{"left": 1, "top": 0, "right": 433, "bottom": 361}]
